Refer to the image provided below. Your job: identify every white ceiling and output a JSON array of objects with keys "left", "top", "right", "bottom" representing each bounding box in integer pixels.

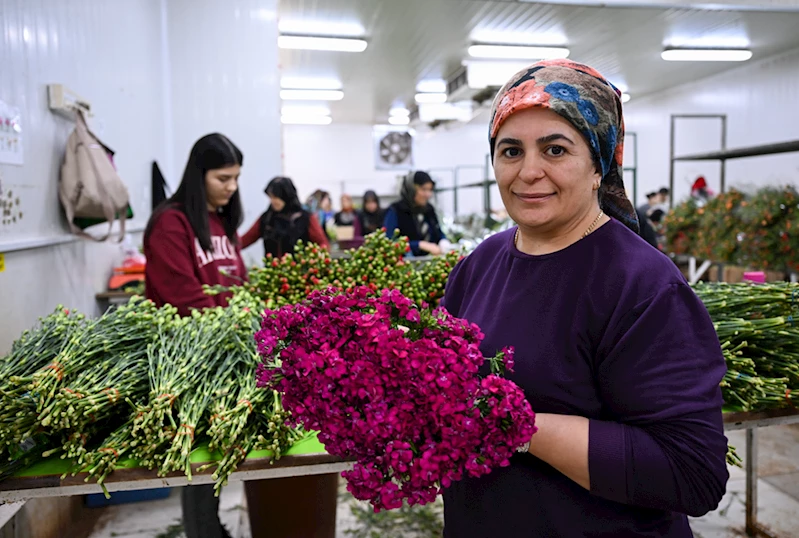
[{"left": 277, "top": 0, "right": 799, "bottom": 124}]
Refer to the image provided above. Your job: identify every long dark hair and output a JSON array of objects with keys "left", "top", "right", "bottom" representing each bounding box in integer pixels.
[
  {"left": 362, "top": 190, "right": 381, "bottom": 213},
  {"left": 265, "top": 176, "right": 303, "bottom": 214},
  {"left": 145, "top": 133, "right": 244, "bottom": 252}
]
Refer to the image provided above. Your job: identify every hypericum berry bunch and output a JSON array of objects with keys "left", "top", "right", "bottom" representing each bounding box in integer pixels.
[
  {"left": 232, "top": 230, "right": 461, "bottom": 311},
  {"left": 246, "top": 242, "right": 335, "bottom": 308},
  {"left": 255, "top": 287, "right": 536, "bottom": 511}
]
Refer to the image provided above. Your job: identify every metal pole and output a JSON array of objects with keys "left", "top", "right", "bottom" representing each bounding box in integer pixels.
[
  {"left": 628, "top": 132, "right": 638, "bottom": 205},
  {"left": 669, "top": 116, "right": 676, "bottom": 209},
  {"left": 720, "top": 115, "right": 728, "bottom": 194},
  {"left": 453, "top": 171, "right": 459, "bottom": 219},
  {"left": 453, "top": 165, "right": 483, "bottom": 220},
  {"left": 745, "top": 427, "right": 758, "bottom": 537}
]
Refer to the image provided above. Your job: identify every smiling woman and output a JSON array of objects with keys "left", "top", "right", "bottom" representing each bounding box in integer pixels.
[
  {"left": 441, "top": 60, "right": 729, "bottom": 537},
  {"left": 494, "top": 109, "right": 605, "bottom": 254}
]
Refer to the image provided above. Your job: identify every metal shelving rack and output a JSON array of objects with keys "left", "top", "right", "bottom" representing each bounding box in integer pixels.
[
  {"left": 669, "top": 113, "right": 799, "bottom": 207},
  {"left": 724, "top": 408, "right": 799, "bottom": 538}
]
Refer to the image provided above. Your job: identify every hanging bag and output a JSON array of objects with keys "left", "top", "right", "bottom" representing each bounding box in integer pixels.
[{"left": 59, "top": 110, "right": 130, "bottom": 242}]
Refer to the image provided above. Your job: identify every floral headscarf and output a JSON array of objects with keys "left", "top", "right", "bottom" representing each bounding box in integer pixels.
[{"left": 489, "top": 59, "right": 639, "bottom": 234}]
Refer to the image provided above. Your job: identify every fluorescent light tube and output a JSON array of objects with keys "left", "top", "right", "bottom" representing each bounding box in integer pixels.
[
  {"left": 280, "top": 77, "right": 342, "bottom": 90},
  {"left": 281, "top": 115, "right": 333, "bottom": 125},
  {"left": 389, "top": 107, "right": 410, "bottom": 117},
  {"left": 661, "top": 48, "right": 752, "bottom": 62},
  {"left": 280, "top": 89, "right": 344, "bottom": 101},
  {"left": 621, "top": 93, "right": 631, "bottom": 103},
  {"left": 278, "top": 35, "right": 367, "bottom": 53},
  {"left": 468, "top": 45, "right": 570, "bottom": 60},
  {"left": 388, "top": 116, "right": 410, "bottom": 126},
  {"left": 281, "top": 105, "right": 331, "bottom": 116},
  {"left": 278, "top": 20, "right": 364, "bottom": 37},
  {"left": 417, "top": 103, "right": 473, "bottom": 123},
  {"left": 415, "top": 93, "right": 447, "bottom": 104},
  {"left": 464, "top": 61, "right": 532, "bottom": 89},
  {"left": 416, "top": 80, "right": 447, "bottom": 93}
]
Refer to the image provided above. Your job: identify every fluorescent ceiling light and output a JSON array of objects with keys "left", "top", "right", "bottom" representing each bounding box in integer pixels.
[
  {"left": 389, "top": 107, "right": 410, "bottom": 117},
  {"left": 281, "top": 105, "right": 331, "bottom": 116},
  {"left": 280, "top": 77, "right": 342, "bottom": 90},
  {"left": 281, "top": 115, "right": 333, "bottom": 125},
  {"left": 280, "top": 89, "right": 344, "bottom": 101},
  {"left": 415, "top": 93, "right": 447, "bottom": 104},
  {"left": 416, "top": 80, "right": 447, "bottom": 93},
  {"left": 278, "top": 35, "right": 367, "bottom": 52},
  {"left": 463, "top": 61, "right": 532, "bottom": 89},
  {"left": 417, "top": 102, "right": 474, "bottom": 123},
  {"left": 278, "top": 20, "right": 364, "bottom": 37},
  {"left": 388, "top": 116, "right": 410, "bottom": 126},
  {"left": 621, "top": 93, "right": 631, "bottom": 104},
  {"left": 471, "top": 30, "right": 568, "bottom": 47},
  {"left": 468, "top": 45, "right": 570, "bottom": 60},
  {"left": 661, "top": 48, "right": 752, "bottom": 62}
]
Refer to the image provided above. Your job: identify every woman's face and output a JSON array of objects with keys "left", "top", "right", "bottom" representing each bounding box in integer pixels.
[
  {"left": 269, "top": 194, "right": 286, "bottom": 212},
  {"left": 320, "top": 195, "right": 332, "bottom": 212},
  {"left": 493, "top": 107, "right": 601, "bottom": 234},
  {"left": 341, "top": 195, "right": 353, "bottom": 212},
  {"left": 364, "top": 199, "right": 378, "bottom": 213},
  {"left": 414, "top": 183, "right": 434, "bottom": 207},
  {"left": 205, "top": 165, "right": 241, "bottom": 210}
]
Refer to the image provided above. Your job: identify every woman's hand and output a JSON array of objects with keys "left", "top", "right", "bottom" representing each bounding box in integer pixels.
[
  {"left": 525, "top": 413, "right": 590, "bottom": 490},
  {"left": 418, "top": 241, "right": 442, "bottom": 256}
]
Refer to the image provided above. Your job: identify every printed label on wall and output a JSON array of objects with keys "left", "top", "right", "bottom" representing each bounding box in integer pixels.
[{"left": 0, "top": 99, "right": 24, "bottom": 166}]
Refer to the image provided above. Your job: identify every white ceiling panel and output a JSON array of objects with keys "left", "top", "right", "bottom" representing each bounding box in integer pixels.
[{"left": 277, "top": 0, "right": 799, "bottom": 123}]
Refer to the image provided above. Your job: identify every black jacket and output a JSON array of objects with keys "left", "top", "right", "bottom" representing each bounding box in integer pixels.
[{"left": 259, "top": 209, "right": 311, "bottom": 258}]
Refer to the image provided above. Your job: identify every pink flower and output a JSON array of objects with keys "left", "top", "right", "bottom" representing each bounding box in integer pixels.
[{"left": 255, "top": 286, "right": 536, "bottom": 511}]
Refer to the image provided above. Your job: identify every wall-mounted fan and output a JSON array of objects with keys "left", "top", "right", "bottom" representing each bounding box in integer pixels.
[{"left": 374, "top": 129, "right": 413, "bottom": 170}]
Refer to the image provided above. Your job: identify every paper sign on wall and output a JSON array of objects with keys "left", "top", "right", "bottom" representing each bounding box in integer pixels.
[{"left": 0, "top": 99, "right": 23, "bottom": 166}]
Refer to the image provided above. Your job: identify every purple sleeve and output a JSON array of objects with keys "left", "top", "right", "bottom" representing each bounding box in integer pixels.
[{"left": 589, "top": 283, "right": 729, "bottom": 517}]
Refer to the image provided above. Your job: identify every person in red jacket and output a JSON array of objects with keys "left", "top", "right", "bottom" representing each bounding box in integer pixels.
[
  {"left": 144, "top": 133, "right": 246, "bottom": 538},
  {"left": 240, "top": 176, "right": 329, "bottom": 257}
]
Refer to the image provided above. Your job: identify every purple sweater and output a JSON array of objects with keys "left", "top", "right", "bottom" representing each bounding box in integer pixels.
[{"left": 441, "top": 220, "right": 728, "bottom": 538}]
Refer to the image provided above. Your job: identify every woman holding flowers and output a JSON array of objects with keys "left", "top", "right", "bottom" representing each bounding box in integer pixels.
[{"left": 441, "top": 60, "right": 728, "bottom": 537}]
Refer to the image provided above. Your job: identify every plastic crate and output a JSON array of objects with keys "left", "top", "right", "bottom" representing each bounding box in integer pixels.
[{"left": 84, "top": 487, "right": 172, "bottom": 507}]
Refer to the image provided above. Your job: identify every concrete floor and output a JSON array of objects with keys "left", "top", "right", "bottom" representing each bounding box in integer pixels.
[
  {"left": 83, "top": 425, "right": 799, "bottom": 538},
  {"left": 83, "top": 480, "right": 360, "bottom": 538},
  {"left": 690, "top": 425, "right": 799, "bottom": 538}
]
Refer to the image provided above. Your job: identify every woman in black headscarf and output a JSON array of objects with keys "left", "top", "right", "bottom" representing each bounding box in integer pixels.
[
  {"left": 241, "top": 176, "right": 329, "bottom": 257},
  {"left": 357, "top": 190, "right": 384, "bottom": 236},
  {"left": 383, "top": 171, "right": 447, "bottom": 256}
]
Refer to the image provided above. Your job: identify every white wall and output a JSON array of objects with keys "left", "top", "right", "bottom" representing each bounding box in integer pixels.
[
  {"left": 283, "top": 124, "right": 406, "bottom": 204},
  {"left": 283, "top": 121, "right": 499, "bottom": 218},
  {"left": 166, "top": 0, "right": 282, "bottom": 264},
  {"left": 625, "top": 46, "right": 799, "bottom": 206},
  {"left": 0, "top": 0, "right": 283, "bottom": 353},
  {"left": 0, "top": 0, "right": 168, "bottom": 353}
]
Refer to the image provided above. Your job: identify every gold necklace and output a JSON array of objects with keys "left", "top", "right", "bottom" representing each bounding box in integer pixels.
[{"left": 514, "top": 210, "right": 605, "bottom": 248}]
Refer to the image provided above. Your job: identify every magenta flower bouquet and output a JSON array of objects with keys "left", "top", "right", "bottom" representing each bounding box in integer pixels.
[{"left": 255, "top": 287, "right": 537, "bottom": 511}]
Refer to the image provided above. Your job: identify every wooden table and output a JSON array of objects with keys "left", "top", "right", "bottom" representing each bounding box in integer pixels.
[
  {"left": 95, "top": 290, "right": 136, "bottom": 307},
  {"left": 0, "top": 452, "right": 351, "bottom": 503},
  {"left": 2, "top": 410, "right": 797, "bottom": 536}
]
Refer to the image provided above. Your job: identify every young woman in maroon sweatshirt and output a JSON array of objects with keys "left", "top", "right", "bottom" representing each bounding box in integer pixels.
[
  {"left": 144, "top": 133, "right": 246, "bottom": 538},
  {"left": 144, "top": 133, "right": 247, "bottom": 316}
]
